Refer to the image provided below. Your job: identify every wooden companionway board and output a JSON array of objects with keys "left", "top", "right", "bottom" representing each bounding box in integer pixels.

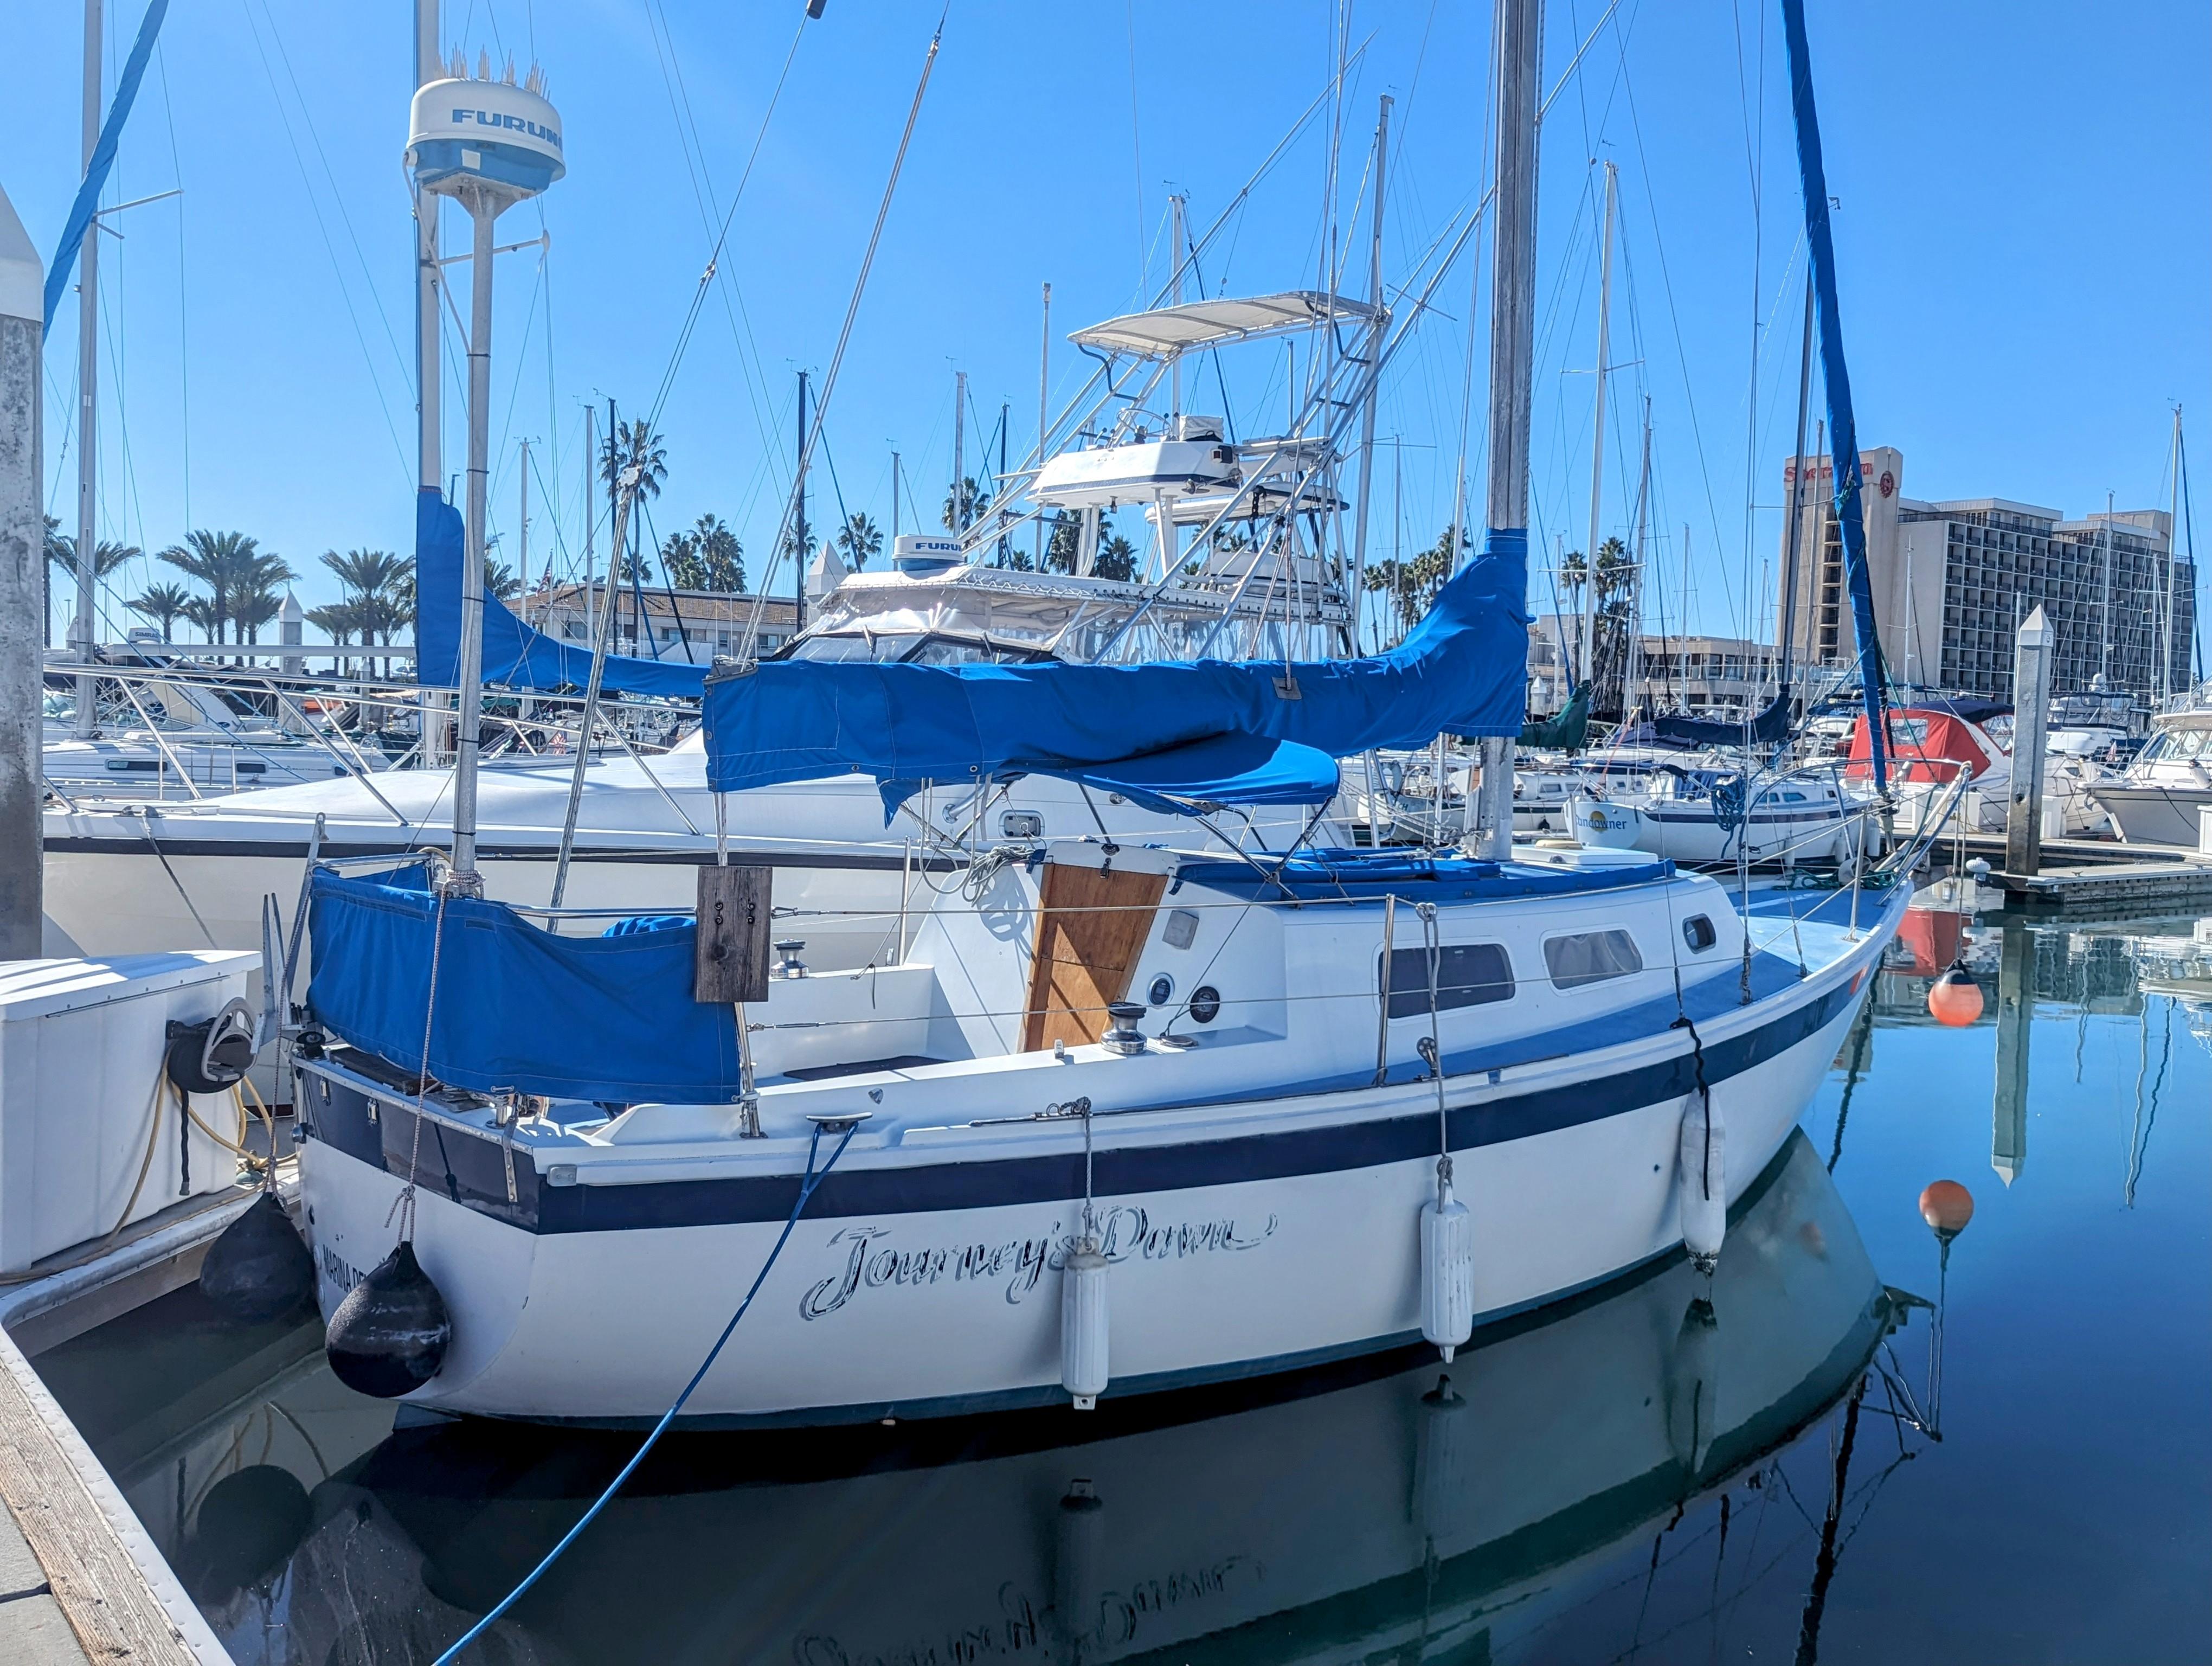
[{"left": 1020, "top": 863, "right": 1167, "bottom": 1052}]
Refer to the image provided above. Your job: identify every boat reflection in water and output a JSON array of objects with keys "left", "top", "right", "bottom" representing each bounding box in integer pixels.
[{"left": 132, "top": 1131, "right": 1915, "bottom": 1664}]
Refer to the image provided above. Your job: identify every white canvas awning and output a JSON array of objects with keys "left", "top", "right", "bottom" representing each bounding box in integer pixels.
[{"left": 1069, "top": 290, "right": 1384, "bottom": 358}]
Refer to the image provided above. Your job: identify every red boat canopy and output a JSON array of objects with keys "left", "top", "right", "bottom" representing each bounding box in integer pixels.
[{"left": 1845, "top": 708, "right": 2001, "bottom": 783}]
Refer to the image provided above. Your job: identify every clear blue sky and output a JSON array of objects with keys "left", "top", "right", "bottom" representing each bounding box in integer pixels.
[{"left": 3, "top": 1, "right": 2205, "bottom": 656}]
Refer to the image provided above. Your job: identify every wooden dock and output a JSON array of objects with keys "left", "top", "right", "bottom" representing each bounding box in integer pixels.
[
  {"left": 1946, "top": 834, "right": 2212, "bottom": 913},
  {"left": 0, "top": 1176, "right": 292, "bottom": 1665},
  {"left": 0, "top": 1323, "right": 229, "bottom": 1664}
]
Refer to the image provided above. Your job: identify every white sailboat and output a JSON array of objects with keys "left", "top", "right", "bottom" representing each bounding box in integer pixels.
[{"left": 285, "top": 0, "right": 1914, "bottom": 1429}]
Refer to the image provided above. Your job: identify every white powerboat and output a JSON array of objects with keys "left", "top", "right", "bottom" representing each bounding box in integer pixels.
[{"left": 2089, "top": 701, "right": 2212, "bottom": 846}]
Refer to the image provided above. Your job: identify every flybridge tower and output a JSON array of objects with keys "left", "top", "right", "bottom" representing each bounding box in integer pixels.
[{"left": 406, "top": 53, "right": 564, "bottom": 885}]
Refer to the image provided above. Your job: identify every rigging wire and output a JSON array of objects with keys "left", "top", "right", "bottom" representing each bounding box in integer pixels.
[
  {"left": 235, "top": 0, "right": 411, "bottom": 483},
  {"left": 645, "top": 10, "right": 809, "bottom": 432},
  {"left": 430, "top": 1116, "right": 862, "bottom": 1665},
  {"left": 742, "top": 11, "right": 950, "bottom": 653}
]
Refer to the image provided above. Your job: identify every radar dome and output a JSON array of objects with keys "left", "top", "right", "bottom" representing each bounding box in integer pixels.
[{"left": 408, "top": 60, "right": 564, "bottom": 200}]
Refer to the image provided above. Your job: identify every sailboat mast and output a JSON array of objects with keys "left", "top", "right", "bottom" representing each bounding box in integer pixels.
[
  {"left": 1579, "top": 159, "right": 1618, "bottom": 703},
  {"left": 951, "top": 368, "right": 965, "bottom": 542},
  {"left": 2099, "top": 488, "right": 2113, "bottom": 687},
  {"left": 1035, "top": 282, "right": 1050, "bottom": 568},
  {"left": 1348, "top": 97, "right": 1392, "bottom": 608},
  {"left": 1629, "top": 398, "right": 1651, "bottom": 711},
  {"left": 2164, "top": 406, "right": 2182, "bottom": 703},
  {"left": 72, "top": 0, "right": 101, "bottom": 734},
  {"left": 580, "top": 403, "right": 595, "bottom": 641},
  {"left": 1471, "top": 0, "right": 1543, "bottom": 860},
  {"left": 795, "top": 370, "right": 809, "bottom": 633},
  {"left": 1778, "top": 275, "right": 1815, "bottom": 701}
]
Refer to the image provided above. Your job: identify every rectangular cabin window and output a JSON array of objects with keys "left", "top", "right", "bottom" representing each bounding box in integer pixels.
[
  {"left": 1380, "top": 943, "right": 1514, "bottom": 1020},
  {"left": 1544, "top": 930, "right": 1644, "bottom": 990}
]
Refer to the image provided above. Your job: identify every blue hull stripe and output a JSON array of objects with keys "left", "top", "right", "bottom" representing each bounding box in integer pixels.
[{"left": 298, "top": 971, "right": 1868, "bottom": 1235}]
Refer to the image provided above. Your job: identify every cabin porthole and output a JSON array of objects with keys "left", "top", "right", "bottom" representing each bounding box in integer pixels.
[
  {"left": 1188, "top": 986, "right": 1222, "bottom": 1024},
  {"left": 1682, "top": 914, "right": 1718, "bottom": 953},
  {"left": 1147, "top": 974, "right": 1175, "bottom": 1007}
]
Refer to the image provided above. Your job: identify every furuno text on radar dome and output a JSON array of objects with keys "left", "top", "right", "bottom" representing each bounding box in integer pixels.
[{"left": 407, "top": 71, "right": 564, "bottom": 196}]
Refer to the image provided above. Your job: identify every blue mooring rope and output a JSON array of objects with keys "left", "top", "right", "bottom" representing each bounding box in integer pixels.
[{"left": 434, "top": 1119, "right": 859, "bottom": 1663}]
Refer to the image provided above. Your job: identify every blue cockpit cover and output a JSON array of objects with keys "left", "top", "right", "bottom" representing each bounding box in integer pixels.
[
  {"left": 414, "top": 490, "right": 708, "bottom": 700},
  {"left": 306, "top": 866, "right": 740, "bottom": 1104},
  {"left": 702, "top": 528, "right": 1529, "bottom": 811}
]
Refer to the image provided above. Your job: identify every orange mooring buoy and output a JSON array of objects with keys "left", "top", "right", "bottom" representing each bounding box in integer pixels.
[
  {"left": 1927, "top": 964, "right": 1984, "bottom": 1027},
  {"left": 1919, "top": 1180, "right": 1975, "bottom": 1241}
]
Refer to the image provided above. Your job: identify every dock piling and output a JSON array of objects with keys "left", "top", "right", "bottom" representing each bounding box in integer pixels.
[
  {"left": 2004, "top": 606, "right": 2053, "bottom": 879},
  {"left": 0, "top": 183, "right": 44, "bottom": 961}
]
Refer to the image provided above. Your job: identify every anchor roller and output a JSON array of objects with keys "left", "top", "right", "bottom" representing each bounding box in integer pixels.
[
  {"left": 1677, "top": 1090, "right": 1728, "bottom": 1268},
  {"left": 1419, "top": 1158, "right": 1474, "bottom": 1361},
  {"left": 325, "top": 1240, "right": 453, "bottom": 1398},
  {"left": 1059, "top": 1239, "right": 1110, "bottom": 1409}
]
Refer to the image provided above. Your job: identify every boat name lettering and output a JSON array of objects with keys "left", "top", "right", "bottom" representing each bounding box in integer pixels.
[
  {"left": 793, "top": 1556, "right": 1256, "bottom": 1663},
  {"left": 318, "top": 1246, "right": 364, "bottom": 1296},
  {"left": 798, "top": 1208, "right": 1278, "bottom": 1321}
]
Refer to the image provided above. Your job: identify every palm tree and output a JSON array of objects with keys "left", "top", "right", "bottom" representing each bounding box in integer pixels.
[
  {"left": 1093, "top": 532, "right": 1138, "bottom": 583},
  {"left": 306, "top": 598, "right": 365, "bottom": 676},
  {"left": 600, "top": 419, "right": 667, "bottom": 505},
  {"left": 940, "top": 477, "right": 991, "bottom": 534},
  {"left": 230, "top": 581, "right": 284, "bottom": 644},
  {"left": 485, "top": 559, "right": 522, "bottom": 602},
  {"left": 158, "top": 530, "right": 290, "bottom": 644},
  {"left": 126, "top": 582, "right": 194, "bottom": 642},
  {"left": 836, "top": 511, "right": 882, "bottom": 573},
  {"left": 43, "top": 522, "right": 142, "bottom": 644},
  {"left": 321, "top": 548, "right": 408, "bottom": 606},
  {"left": 229, "top": 549, "right": 298, "bottom": 644},
  {"left": 663, "top": 514, "right": 746, "bottom": 593}
]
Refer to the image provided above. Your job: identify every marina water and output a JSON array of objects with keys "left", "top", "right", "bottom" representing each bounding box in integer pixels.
[{"left": 31, "top": 907, "right": 2210, "bottom": 1664}]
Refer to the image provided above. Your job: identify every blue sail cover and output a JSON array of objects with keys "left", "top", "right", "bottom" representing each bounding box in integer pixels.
[
  {"left": 307, "top": 866, "right": 740, "bottom": 1103},
  {"left": 414, "top": 490, "right": 708, "bottom": 699},
  {"left": 703, "top": 530, "right": 1528, "bottom": 811},
  {"left": 44, "top": 0, "right": 170, "bottom": 331}
]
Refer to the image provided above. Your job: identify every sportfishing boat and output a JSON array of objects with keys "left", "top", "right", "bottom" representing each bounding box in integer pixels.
[
  {"left": 40, "top": 558, "right": 1350, "bottom": 962},
  {"left": 2089, "top": 698, "right": 2212, "bottom": 847},
  {"left": 289, "top": 556, "right": 1908, "bottom": 1426},
  {"left": 41, "top": 270, "right": 1399, "bottom": 960}
]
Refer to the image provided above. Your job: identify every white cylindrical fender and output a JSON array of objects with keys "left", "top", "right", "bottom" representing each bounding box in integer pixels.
[
  {"left": 1664, "top": 1294, "right": 1721, "bottom": 1479},
  {"left": 1677, "top": 1090, "right": 1728, "bottom": 1266},
  {"left": 1412, "top": 1374, "right": 1470, "bottom": 1543},
  {"left": 1060, "top": 1241, "right": 1109, "bottom": 1409},
  {"left": 1419, "top": 1174, "right": 1474, "bottom": 1362},
  {"left": 1052, "top": 1478, "right": 1106, "bottom": 1649}
]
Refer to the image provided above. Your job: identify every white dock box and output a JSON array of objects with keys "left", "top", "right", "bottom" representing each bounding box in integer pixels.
[{"left": 0, "top": 952, "right": 260, "bottom": 1274}]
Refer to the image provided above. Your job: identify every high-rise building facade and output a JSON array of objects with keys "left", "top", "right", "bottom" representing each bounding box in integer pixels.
[{"left": 1777, "top": 450, "right": 2196, "bottom": 701}]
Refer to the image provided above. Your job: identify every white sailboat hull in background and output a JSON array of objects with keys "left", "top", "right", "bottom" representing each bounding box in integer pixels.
[{"left": 42, "top": 750, "right": 1343, "bottom": 964}]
